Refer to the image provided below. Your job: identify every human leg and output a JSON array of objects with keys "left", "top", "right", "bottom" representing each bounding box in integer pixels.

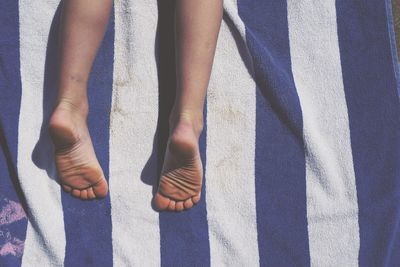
[
  {"left": 49, "top": 0, "right": 113, "bottom": 200},
  {"left": 153, "top": 0, "right": 223, "bottom": 211}
]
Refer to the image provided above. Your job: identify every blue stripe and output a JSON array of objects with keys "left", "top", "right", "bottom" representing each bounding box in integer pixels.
[
  {"left": 237, "top": 1, "right": 310, "bottom": 266},
  {"left": 0, "top": 1, "right": 28, "bottom": 266},
  {"left": 158, "top": 110, "right": 210, "bottom": 267},
  {"left": 60, "top": 6, "right": 115, "bottom": 267},
  {"left": 156, "top": 2, "right": 210, "bottom": 266},
  {"left": 336, "top": 1, "right": 400, "bottom": 266}
]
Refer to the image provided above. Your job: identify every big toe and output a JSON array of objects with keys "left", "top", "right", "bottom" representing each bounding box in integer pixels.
[
  {"left": 153, "top": 192, "right": 170, "bottom": 211},
  {"left": 92, "top": 178, "right": 108, "bottom": 198}
]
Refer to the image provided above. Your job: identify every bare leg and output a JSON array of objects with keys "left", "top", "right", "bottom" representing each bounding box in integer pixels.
[
  {"left": 49, "top": 0, "right": 112, "bottom": 200},
  {"left": 153, "top": 0, "right": 223, "bottom": 211}
]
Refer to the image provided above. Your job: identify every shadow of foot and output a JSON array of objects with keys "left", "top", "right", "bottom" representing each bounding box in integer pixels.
[
  {"left": 141, "top": 0, "right": 177, "bottom": 211},
  {"left": 31, "top": 3, "right": 62, "bottom": 183}
]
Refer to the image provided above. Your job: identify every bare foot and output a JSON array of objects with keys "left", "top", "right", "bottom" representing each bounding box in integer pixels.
[
  {"left": 153, "top": 117, "right": 203, "bottom": 212},
  {"left": 48, "top": 100, "right": 108, "bottom": 200}
]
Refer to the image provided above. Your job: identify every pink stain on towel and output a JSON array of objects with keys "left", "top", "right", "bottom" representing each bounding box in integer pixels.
[
  {"left": 0, "top": 200, "right": 26, "bottom": 226},
  {"left": 0, "top": 235, "right": 24, "bottom": 257},
  {"left": 0, "top": 199, "right": 27, "bottom": 257}
]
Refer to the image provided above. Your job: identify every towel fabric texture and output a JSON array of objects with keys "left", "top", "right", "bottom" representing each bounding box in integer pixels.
[{"left": 1, "top": 0, "right": 400, "bottom": 266}]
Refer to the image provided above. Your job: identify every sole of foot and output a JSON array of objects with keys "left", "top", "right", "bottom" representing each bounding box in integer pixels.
[
  {"left": 49, "top": 101, "right": 108, "bottom": 200},
  {"left": 153, "top": 119, "right": 203, "bottom": 212}
]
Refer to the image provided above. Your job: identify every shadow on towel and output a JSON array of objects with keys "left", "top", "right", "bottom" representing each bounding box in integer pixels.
[
  {"left": 31, "top": 3, "right": 62, "bottom": 183},
  {"left": 141, "top": 0, "right": 177, "bottom": 209},
  {"left": 29, "top": 1, "right": 176, "bottom": 208},
  {"left": 28, "top": 1, "right": 252, "bottom": 211},
  {"left": 140, "top": 0, "right": 258, "bottom": 210},
  {"left": 0, "top": 122, "right": 29, "bottom": 216}
]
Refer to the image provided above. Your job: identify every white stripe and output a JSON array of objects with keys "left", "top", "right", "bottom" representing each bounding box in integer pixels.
[
  {"left": 109, "top": 1, "right": 160, "bottom": 266},
  {"left": 18, "top": 1, "right": 66, "bottom": 266},
  {"left": 287, "top": 1, "right": 360, "bottom": 266},
  {"left": 206, "top": 1, "right": 259, "bottom": 266}
]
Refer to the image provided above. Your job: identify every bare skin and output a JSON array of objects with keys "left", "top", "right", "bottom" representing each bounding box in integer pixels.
[
  {"left": 49, "top": 0, "right": 112, "bottom": 200},
  {"left": 49, "top": 0, "right": 223, "bottom": 208},
  {"left": 153, "top": 0, "right": 223, "bottom": 212}
]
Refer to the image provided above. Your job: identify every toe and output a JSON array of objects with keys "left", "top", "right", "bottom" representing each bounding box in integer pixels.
[
  {"left": 92, "top": 178, "right": 108, "bottom": 198},
  {"left": 87, "top": 187, "right": 96, "bottom": 199},
  {"left": 175, "top": 201, "right": 184, "bottom": 212},
  {"left": 80, "top": 189, "right": 88, "bottom": 200},
  {"left": 167, "top": 200, "right": 176, "bottom": 211},
  {"left": 153, "top": 192, "right": 170, "bottom": 211},
  {"left": 62, "top": 184, "right": 72, "bottom": 192},
  {"left": 71, "top": 189, "right": 81, "bottom": 198},
  {"left": 183, "top": 198, "right": 194, "bottom": 209},
  {"left": 192, "top": 194, "right": 201, "bottom": 204}
]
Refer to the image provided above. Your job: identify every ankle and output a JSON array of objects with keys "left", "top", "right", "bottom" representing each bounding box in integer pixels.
[
  {"left": 55, "top": 97, "right": 89, "bottom": 117},
  {"left": 169, "top": 111, "right": 204, "bottom": 138}
]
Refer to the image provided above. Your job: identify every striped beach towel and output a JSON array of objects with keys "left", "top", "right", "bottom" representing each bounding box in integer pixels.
[{"left": 1, "top": 0, "right": 400, "bottom": 266}]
